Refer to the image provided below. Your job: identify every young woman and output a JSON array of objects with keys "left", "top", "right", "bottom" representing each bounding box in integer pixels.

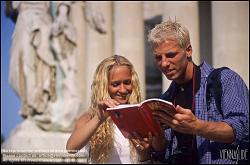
[{"left": 66, "top": 55, "right": 166, "bottom": 163}]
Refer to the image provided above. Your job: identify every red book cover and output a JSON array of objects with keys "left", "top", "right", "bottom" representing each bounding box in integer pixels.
[{"left": 106, "top": 98, "right": 176, "bottom": 138}]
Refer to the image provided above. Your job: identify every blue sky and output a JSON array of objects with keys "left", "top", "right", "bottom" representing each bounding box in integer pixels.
[{"left": 1, "top": 1, "right": 23, "bottom": 140}]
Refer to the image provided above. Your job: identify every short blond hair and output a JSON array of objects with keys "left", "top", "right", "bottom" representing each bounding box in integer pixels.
[{"left": 148, "top": 19, "right": 190, "bottom": 50}]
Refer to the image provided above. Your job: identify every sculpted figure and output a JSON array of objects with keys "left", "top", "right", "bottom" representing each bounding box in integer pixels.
[
  {"left": 6, "top": 1, "right": 107, "bottom": 132},
  {"left": 7, "top": 1, "right": 56, "bottom": 118}
]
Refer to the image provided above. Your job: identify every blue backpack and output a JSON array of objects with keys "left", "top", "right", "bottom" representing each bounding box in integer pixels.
[
  {"left": 161, "top": 66, "right": 229, "bottom": 116},
  {"left": 206, "top": 67, "right": 229, "bottom": 118}
]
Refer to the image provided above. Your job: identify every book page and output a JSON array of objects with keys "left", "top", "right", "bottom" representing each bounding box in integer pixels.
[
  {"left": 141, "top": 98, "right": 176, "bottom": 116},
  {"left": 106, "top": 103, "right": 140, "bottom": 110},
  {"left": 141, "top": 98, "right": 173, "bottom": 106}
]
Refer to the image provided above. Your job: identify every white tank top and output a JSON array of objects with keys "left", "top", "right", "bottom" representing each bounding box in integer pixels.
[
  {"left": 106, "top": 124, "right": 132, "bottom": 163},
  {"left": 88, "top": 124, "right": 138, "bottom": 164}
]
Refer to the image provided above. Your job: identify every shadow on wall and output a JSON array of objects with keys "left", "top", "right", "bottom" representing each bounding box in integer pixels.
[
  {"left": 199, "top": 1, "right": 212, "bottom": 65},
  {"left": 144, "top": 15, "right": 163, "bottom": 99}
]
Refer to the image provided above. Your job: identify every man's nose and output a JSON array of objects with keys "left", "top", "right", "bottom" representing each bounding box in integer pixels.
[{"left": 161, "top": 56, "right": 170, "bottom": 68}]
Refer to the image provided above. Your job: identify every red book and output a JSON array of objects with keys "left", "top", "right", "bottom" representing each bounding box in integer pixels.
[{"left": 106, "top": 98, "right": 176, "bottom": 138}]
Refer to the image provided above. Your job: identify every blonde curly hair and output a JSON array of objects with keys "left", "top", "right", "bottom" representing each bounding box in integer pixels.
[{"left": 87, "top": 55, "right": 142, "bottom": 163}]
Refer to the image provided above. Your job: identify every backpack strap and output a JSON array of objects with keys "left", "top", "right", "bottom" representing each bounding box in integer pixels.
[{"left": 206, "top": 67, "right": 229, "bottom": 118}]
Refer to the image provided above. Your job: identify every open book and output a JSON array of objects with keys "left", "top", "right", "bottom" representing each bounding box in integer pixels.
[{"left": 106, "top": 98, "right": 176, "bottom": 138}]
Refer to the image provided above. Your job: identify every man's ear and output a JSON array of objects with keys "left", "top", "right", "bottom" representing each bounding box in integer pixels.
[{"left": 186, "top": 44, "right": 192, "bottom": 59}]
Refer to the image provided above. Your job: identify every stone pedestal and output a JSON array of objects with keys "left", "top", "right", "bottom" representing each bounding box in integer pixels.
[{"left": 1, "top": 119, "right": 89, "bottom": 163}]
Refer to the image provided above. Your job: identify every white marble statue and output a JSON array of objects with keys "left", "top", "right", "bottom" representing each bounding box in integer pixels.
[
  {"left": 8, "top": 1, "right": 56, "bottom": 118},
  {"left": 7, "top": 1, "right": 107, "bottom": 132},
  {"left": 38, "top": 1, "right": 83, "bottom": 132}
]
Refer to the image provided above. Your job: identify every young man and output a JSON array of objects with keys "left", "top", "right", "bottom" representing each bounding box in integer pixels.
[{"left": 148, "top": 20, "right": 249, "bottom": 164}]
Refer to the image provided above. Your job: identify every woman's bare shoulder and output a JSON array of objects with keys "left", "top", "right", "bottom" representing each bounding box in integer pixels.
[{"left": 75, "top": 113, "right": 92, "bottom": 129}]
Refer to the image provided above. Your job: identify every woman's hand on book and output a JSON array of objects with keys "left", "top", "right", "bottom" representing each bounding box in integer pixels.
[
  {"left": 96, "top": 98, "right": 120, "bottom": 122},
  {"left": 130, "top": 132, "right": 153, "bottom": 162}
]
